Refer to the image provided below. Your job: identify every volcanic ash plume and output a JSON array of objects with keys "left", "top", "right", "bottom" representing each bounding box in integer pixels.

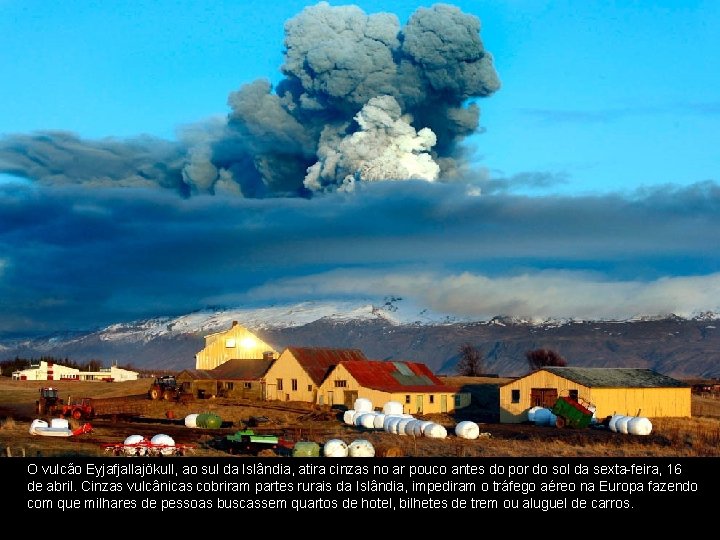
[
  {"left": 304, "top": 95, "right": 440, "bottom": 191},
  {"left": 0, "top": 2, "right": 500, "bottom": 198}
]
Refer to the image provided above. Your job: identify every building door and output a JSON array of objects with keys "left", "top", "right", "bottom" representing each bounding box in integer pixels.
[
  {"left": 328, "top": 391, "right": 334, "bottom": 406},
  {"left": 531, "top": 388, "right": 558, "bottom": 408},
  {"left": 344, "top": 390, "right": 358, "bottom": 408},
  {"left": 415, "top": 395, "right": 423, "bottom": 414},
  {"left": 440, "top": 394, "right": 447, "bottom": 413}
]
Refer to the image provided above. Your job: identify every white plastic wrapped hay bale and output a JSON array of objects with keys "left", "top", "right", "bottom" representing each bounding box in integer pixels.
[
  {"left": 608, "top": 414, "right": 624, "bottom": 433},
  {"left": 359, "top": 413, "right": 377, "bottom": 429},
  {"left": 383, "top": 401, "right": 404, "bottom": 415},
  {"left": 455, "top": 421, "right": 480, "bottom": 440},
  {"left": 627, "top": 416, "right": 653, "bottom": 436},
  {"left": 372, "top": 413, "right": 386, "bottom": 430},
  {"left": 533, "top": 408, "right": 551, "bottom": 426},
  {"left": 396, "top": 417, "right": 415, "bottom": 436},
  {"left": 50, "top": 418, "right": 69, "bottom": 429},
  {"left": 184, "top": 413, "right": 199, "bottom": 428},
  {"left": 123, "top": 434, "right": 147, "bottom": 456},
  {"left": 413, "top": 420, "right": 434, "bottom": 437},
  {"left": 323, "top": 439, "right": 349, "bottom": 457},
  {"left": 383, "top": 415, "right": 399, "bottom": 431},
  {"left": 343, "top": 409, "right": 357, "bottom": 425},
  {"left": 616, "top": 416, "right": 632, "bottom": 434},
  {"left": 404, "top": 419, "right": 421, "bottom": 436},
  {"left": 527, "top": 406, "right": 542, "bottom": 423},
  {"left": 354, "top": 398, "right": 373, "bottom": 413},
  {"left": 384, "top": 416, "right": 401, "bottom": 433},
  {"left": 150, "top": 434, "right": 175, "bottom": 456},
  {"left": 424, "top": 423, "right": 447, "bottom": 439},
  {"left": 29, "top": 419, "right": 48, "bottom": 434},
  {"left": 348, "top": 439, "right": 375, "bottom": 457}
]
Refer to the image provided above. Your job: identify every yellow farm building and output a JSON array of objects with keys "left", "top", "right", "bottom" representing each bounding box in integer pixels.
[
  {"left": 499, "top": 367, "right": 691, "bottom": 423},
  {"left": 263, "top": 347, "right": 368, "bottom": 402},
  {"left": 195, "top": 321, "right": 278, "bottom": 370},
  {"left": 319, "top": 360, "right": 469, "bottom": 414}
]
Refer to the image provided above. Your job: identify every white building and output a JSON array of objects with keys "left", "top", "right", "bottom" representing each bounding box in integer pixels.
[{"left": 12, "top": 360, "right": 138, "bottom": 382}]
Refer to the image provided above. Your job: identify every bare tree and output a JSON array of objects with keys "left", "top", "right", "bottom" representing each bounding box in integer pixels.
[
  {"left": 456, "top": 343, "right": 484, "bottom": 376},
  {"left": 525, "top": 348, "right": 567, "bottom": 371}
]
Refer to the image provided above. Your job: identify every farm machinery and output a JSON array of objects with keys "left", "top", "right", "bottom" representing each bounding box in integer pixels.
[
  {"left": 101, "top": 437, "right": 195, "bottom": 457},
  {"left": 60, "top": 396, "right": 96, "bottom": 420},
  {"left": 147, "top": 375, "right": 186, "bottom": 401},
  {"left": 35, "top": 388, "right": 96, "bottom": 420},
  {"left": 36, "top": 387, "right": 63, "bottom": 415},
  {"left": 217, "top": 429, "right": 294, "bottom": 456},
  {"left": 551, "top": 395, "right": 596, "bottom": 429}
]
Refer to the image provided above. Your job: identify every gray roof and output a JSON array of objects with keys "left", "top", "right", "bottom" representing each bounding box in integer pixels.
[
  {"left": 211, "top": 359, "right": 274, "bottom": 380},
  {"left": 541, "top": 367, "right": 689, "bottom": 388},
  {"left": 179, "top": 359, "right": 274, "bottom": 381}
]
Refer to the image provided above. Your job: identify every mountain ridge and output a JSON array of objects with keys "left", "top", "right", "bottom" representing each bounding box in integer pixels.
[{"left": 2, "top": 300, "right": 719, "bottom": 379}]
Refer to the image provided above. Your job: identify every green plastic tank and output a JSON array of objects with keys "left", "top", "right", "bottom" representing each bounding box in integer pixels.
[
  {"left": 195, "top": 412, "right": 222, "bottom": 429},
  {"left": 292, "top": 441, "right": 320, "bottom": 457}
]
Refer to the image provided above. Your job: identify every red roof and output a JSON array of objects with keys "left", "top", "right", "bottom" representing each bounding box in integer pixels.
[
  {"left": 340, "top": 360, "right": 457, "bottom": 393},
  {"left": 286, "top": 347, "right": 368, "bottom": 386}
]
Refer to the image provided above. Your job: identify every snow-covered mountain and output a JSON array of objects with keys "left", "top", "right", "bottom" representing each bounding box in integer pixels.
[{"left": 1, "top": 298, "right": 719, "bottom": 378}]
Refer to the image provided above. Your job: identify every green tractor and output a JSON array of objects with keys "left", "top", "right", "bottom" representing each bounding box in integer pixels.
[{"left": 222, "top": 430, "right": 292, "bottom": 456}]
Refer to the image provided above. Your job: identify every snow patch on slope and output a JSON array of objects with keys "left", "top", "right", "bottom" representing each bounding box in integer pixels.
[{"left": 95, "top": 299, "right": 470, "bottom": 342}]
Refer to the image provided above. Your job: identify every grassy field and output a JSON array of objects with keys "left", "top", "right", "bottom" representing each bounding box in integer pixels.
[{"left": 1, "top": 376, "right": 720, "bottom": 457}]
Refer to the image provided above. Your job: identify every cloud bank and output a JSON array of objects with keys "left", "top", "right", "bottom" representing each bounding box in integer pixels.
[{"left": 1, "top": 180, "right": 718, "bottom": 334}]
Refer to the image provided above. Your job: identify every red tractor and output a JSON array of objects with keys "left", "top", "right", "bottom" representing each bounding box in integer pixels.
[
  {"left": 36, "top": 387, "right": 63, "bottom": 415},
  {"left": 60, "top": 397, "right": 96, "bottom": 420}
]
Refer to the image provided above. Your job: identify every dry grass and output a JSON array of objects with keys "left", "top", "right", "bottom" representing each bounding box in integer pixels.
[{"left": 2, "top": 375, "right": 720, "bottom": 457}]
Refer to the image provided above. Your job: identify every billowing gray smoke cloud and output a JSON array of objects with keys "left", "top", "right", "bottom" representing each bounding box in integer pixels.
[
  {"left": 0, "top": 131, "right": 189, "bottom": 193},
  {"left": 0, "top": 2, "right": 499, "bottom": 197}
]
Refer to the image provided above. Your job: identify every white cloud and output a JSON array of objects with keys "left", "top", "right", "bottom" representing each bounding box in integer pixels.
[{"left": 239, "top": 269, "right": 720, "bottom": 321}]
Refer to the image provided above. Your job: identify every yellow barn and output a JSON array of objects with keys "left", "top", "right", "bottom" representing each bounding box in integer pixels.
[
  {"left": 195, "top": 321, "right": 278, "bottom": 370},
  {"left": 263, "top": 347, "right": 368, "bottom": 402},
  {"left": 318, "top": 360, "right": 469, "bottom": 414},
  {"left": 499, "top": 367, "right": 691, "bottom": 423}
]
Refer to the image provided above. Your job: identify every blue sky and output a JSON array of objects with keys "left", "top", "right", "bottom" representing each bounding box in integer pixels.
[
  {"left": 2, "top": 0, "right": 718, "bottom": 194},
  {"left": 0, "top": 1, "right": 719, "bottom": 336}
]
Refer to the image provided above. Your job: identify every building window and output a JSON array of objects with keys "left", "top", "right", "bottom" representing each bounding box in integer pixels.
[
  {"left": 405, "top": 395, "right": 411, "bottom": 404},
  {"left": 307, "top": 385, "right": 312, "bottom": 392},
  {"left": 429, "top": 395, "right": 435, "bottom": 404},
  {"left": 334, "top": 380, "right": 347, "bottom": 388},
  {"left": 511, "top": 389, "right": 520, "bottom": 403},
  {"left": 292, "top": 379, "right": 298, "bottom": 391},
  {"left": 454, "top": 395, "right": 461, "bottom": 406},
  {"left": 277, "top": 379, "right": 283, "bottom": 391},
  {"left": 225, "top": 338, "right": 236, "bottom": 348},
  {"left": 225, "top": 382, "right": 234, "bottom": 390},
  {"left": 243, "top": 382, "right": 252, "bottom": 389},
  {"left": 569, "top": 389, "right": 579, "bottom": 401}
]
